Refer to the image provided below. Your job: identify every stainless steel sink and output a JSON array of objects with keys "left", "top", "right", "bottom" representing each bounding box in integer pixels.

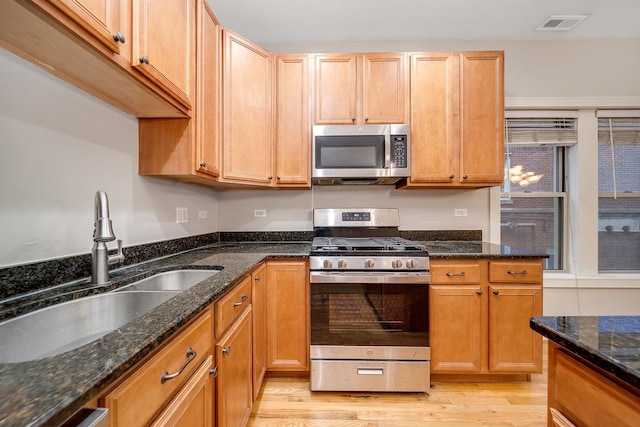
[
  {"left": 115, "top": 269, "right": 221, "bottom": 292},
  {"left": 0, "top": 291, "right": 179, "bottom": 363}
]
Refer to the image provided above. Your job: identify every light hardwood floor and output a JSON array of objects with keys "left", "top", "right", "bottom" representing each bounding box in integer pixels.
[{"left": 249, "top": 344, "right": 548, "bottom": 427}]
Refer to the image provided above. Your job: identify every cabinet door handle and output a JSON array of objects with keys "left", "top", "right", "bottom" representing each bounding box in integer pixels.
[
  {"left": 112, "top": 32, "right": 125, "bottom": 44},
  {"left": 507, "top": 269, "right": 528, "bottom": 275},
  {"left": 364, "top": 116, "right": 369, "bottom": 122},
  {"left": 222, "top": 346, "right": 231, "bottom": 355},
  {"left": 476, "top": 289, "right": 483, "bottom": 295},
  {"left": 160, "top": 348, "right": 196, "bottom": 383},
  {"left": 462, "top": 174, "right": 468, "bottom": 180},
  {"left": 446, "top": 271, "right": 465, "bottom": 277},
  {"left": 493, "top": 289, "right": 500, "bottom": 296},
  {"left": 233, "top": 293, "right": 248, "bottom": 307},
  {"left": 351, "top": 117, "right": 356, "bottom": 122},
  {"left": 254, "top": 276, "right": 260, "bottom": 281},
  {"left": 449, "top": 174, "right": 455, "bottom": 179},
  {"left": 139, "top": 55, "right": 149, "bottom": 64}
]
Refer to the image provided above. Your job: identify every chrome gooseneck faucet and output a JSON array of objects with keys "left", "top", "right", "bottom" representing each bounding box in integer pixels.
[{"left": 91, "top": 191, "right": 124, "bottom": 284}]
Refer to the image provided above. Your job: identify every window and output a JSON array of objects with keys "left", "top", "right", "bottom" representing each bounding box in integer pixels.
[
  {"left": 597, "top": 116, "right": 640, "bottom": 271},
  {"left": 500, "top": 117, "right": 575, "bottom": 270}
]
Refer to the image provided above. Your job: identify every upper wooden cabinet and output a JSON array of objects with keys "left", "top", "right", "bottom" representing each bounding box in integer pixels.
[
  {"left": 132, "top": 0, "right": 194, "bottom": 110},
  {"left": 138, "top": 0, "right": 221, "bottom": 184},
  {"left": 401, "top": 51, "right": 504, "bottom": 189},
  {"left": 46, "top": 0, "right": 124, "bottom": 53},
  {"left": 221, "top": 29, "right": 273, "bottom": 186},
  {"left": 314, "top": 53, "right": 408, "bottom": 124},
  {"left": 274, "top": 54, "right": 311, "bottom": 188},
  {"left": 0, "top": 0, "right": 192, "bottom": 117}
]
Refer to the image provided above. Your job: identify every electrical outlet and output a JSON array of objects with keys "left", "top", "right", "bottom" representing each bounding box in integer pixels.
[
  {"left": 176, "top": 207, "right": 188, "bottom": 223},
  {"left": 254, "top": 209, "right": 267, "bottom": 217},
  {"left": 454, "top": 208, "right": 468, "bottom": 217},
  {"left": 198, "top": 210, "right": 207, "bottom": 219}
]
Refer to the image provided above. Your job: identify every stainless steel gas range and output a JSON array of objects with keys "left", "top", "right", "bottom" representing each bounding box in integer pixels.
[{"left": 309, "top": 208, "right": 431, "bottom": 393}]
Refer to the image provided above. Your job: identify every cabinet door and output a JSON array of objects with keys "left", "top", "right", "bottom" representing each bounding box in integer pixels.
[
  {"left": 266, "top": 260, "right": 309, "bottom": 371},
  {"left": 314, "top": 54, "right": 357, "bottom": 124},
  {"left": 488, "top": 285, "right": 542, "bottom": 372},
  {"left": 361, "top": 53, "right": 408, "bottom": 124},
  {"left": 459, "top": 51, "right": 504, "bottom": 185},
  {"left": 150, "top": 356, "right": 214, "bottom": 427},
  {"left": 251, "top": 263, "right": 267, "bottom": 401},
  {"left": 195, "top": 1, "right": 220, "bottom": 177},
  {"left": 222, "top": 30, "right": 273, "bottom": 185},
  {"left": 275, "top": 55, "right": 311, "bottom": 187},
  {"left": 430, "top": 284, "right": 485, "bottom": 373},
  {"left": 216, "top": 308, "right": 252, "bottom": 427},
  {"left": 46, "top": 0, "right": 122, "bottom": 53},
  {"left": 408, "top": 52, "right": 459, "bottom": 184},
  {"left": 132, "top": 0, "right": 194, "bottom": 109}
]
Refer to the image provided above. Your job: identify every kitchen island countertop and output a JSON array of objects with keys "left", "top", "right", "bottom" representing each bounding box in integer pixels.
[
  {"left": 530, "top": 316, "right": 640, "bottom": 390},
  {"left": 0, "top": 240, "right": 547, "bottom": 426}
]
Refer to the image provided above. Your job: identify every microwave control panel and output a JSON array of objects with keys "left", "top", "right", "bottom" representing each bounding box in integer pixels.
[{"left": 391, "top": 135, "right": 408, "bottom": 168}]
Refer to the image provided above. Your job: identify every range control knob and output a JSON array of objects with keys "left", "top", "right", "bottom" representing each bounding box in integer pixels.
[
  {"left": 406, "top": 259, "right": 418, "bottom": 269},
  {"left": 391, "top": 259, "right": 403, "bottom": 269},
  {"left": 364, "top": 259, "right": 375, "bottom": 269},
  {"left": 323, "top": 259, "right": 333, "bottom": 269},
  {"left": 338, "top": 259, "right": 347, "bottom": 269}
]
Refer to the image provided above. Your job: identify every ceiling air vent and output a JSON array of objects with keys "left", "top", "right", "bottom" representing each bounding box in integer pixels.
[{"left": 536, "top": 15, "right": 589, "bottom": 31}]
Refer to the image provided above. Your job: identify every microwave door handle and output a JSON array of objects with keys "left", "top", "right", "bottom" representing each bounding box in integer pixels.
[{"left": 384, "top": 133, "right": 391, "bottom": 168}]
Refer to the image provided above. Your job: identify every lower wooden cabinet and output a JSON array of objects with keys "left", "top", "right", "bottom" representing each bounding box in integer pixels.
[
  {"left": 151, "top": 355, "right": 215, "bottom": 427},
  {"left": 548, "top": 342, "right": 640, "bottom": 427},
  {"left": 101, "top": 307, "right": 213, "bottom": 427},
  {"left": 215, "top": 307, "right": 253, "bottom": 427},
  {"left": 265, "top": 260, "right": 309, "bottom": 372},
  {"left": 251, "top": 263, "right": 267, "bottom": 400},
  {"left": 430, "top": 259, "right": 543, "bottom": 378}
]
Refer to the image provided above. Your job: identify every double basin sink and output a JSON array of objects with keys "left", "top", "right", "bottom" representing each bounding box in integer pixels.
[{"left": 0, "top": 269, "right": 221, "bottom": 363}]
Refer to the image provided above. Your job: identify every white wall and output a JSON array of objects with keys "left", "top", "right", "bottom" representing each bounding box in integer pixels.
[
  {"left": 0, "top": 49, "right": 219, "bottom": 267},
  {"left": 217, "top": 186, "right": 492, "bottom": 234}
]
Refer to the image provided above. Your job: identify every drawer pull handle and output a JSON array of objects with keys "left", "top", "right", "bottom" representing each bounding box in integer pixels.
[
  {"left": 222, "top": 346, "right": 231, "bottom": 355},
  {"left": 446, "top": 271, "right": 465, "bottom": 277},
  {"left": 357, "top": 368, "right": 383, "bottom": 375},
  {"left": 160, "top": 348, "right": 196, "bottom": 383},
  {"left": 493, "top": 289, "right": 500, "bottom": 296},
  {"left": 233, "top": 293, "right": 248, "bottom": 307},
  {"left": 507, "top": 269, "right": 528, "bottom": 275},
  {"left": 476, "top": 289, "right": 483, "bottom": 295}
]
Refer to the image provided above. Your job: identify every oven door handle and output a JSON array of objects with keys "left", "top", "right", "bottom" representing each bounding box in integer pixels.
[{"left": 310, "top": 271, "right": 431, "bottom": 284}]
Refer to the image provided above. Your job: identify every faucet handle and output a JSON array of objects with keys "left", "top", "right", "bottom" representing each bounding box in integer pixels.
[{"left": 108, "top": 239, "right": 125, "bottom": 266}]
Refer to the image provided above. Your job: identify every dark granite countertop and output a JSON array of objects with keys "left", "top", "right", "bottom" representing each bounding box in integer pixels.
[
  {"left": 0, "top": 240, "right": 547, "bottom": 426},
  {"left": 531, "top": 316, "right": 640, "bottom": 390}
]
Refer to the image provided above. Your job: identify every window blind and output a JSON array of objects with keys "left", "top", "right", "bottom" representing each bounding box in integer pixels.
[
  {"left": 597, "top": 117, "right": 640, "bottom": 145},
  {"left": 505, "top": 118, "right": 577, "bottom": 146}
]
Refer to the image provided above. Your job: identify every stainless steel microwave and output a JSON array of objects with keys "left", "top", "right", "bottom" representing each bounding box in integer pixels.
[{"left": 312, "top": 124, "right": 410, "bottom": 185}]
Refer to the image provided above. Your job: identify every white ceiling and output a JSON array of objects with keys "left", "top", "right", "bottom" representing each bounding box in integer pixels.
[{"left": 207, "top": 0, "right": 640, "bottom": 45}]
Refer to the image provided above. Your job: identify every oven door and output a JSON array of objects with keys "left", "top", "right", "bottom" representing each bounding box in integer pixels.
[
  {"left": 310, "top": 272, "right": 430, "bottom": 354},
  {"left": 309, "top": 272, "right": 430, "bottom": 392}
]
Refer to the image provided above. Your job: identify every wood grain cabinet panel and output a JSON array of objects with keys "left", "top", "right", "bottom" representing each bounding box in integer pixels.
[
  {"left": 251, "top": 263, "right": 267, "bottom": 400},
  {"left": 215, "top": 274, "right": 252, "bottom": 338},
  {"left": 150, "top": 355, "right": 214, "bottom": 427},
  {"left": 430, "top": 258, "right": 543, "bottom": 378},
  {"left": 314, "top": 53, "right": 407, "bottom": 124},
  {"left": 274, "top": 54, "right": 311, "bottom": 188},
  {"left": 101, "top": 308, "right": 213, "bottom": 427},
  {"left": 266, "top": 260, "right": 309, "bottom": 372},
  {"left": 46, "top": 0, "right": 123, "bottom": 53},
  {"left": 132, "top": 0, "right": 195, "bottom": 109},
  {"left": 222, "top": 29, "right": 273, "bottom": 186},
  {"left": 216, "top": 307, "right": 253, "bottom": 427},
  {"left": 402, "top": 51, "right": 504, "bottom": 189}
]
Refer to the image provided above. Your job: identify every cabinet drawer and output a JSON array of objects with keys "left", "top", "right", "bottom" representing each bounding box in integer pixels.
[
  {"left": 103, "top": 308, "right": 213, "bottom": 427},
  {"left": 431, "top": 263, "right": 481, "bottom": 284},
  {"left": 489, "top": 260, "right": 542, "bottom": 283},
  {"left": 215, "top": 275, "right": 252, "bottom": 337},
  {"left": 553, "top": 349, "right": 640, "bottom": 427}
]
